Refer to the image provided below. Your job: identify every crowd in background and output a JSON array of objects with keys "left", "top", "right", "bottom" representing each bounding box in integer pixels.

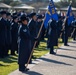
[{"left": 0, "top": 10, "right": 76, "bottom": 59}]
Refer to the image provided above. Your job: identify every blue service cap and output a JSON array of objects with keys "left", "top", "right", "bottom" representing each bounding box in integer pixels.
[
  {"left": 30, "top": 12, "right": 36, "bottom": 18},
  {"left": 6, "top": 12, "right": 11, "bottom": 16},
  {"left": 20, "top": 15, "right": 29, "bottom": 22},
  {"left": 0, "top": 11, "right": 7, "bottom": 15},
  {"left": 12, "top": 15, "right": 18, "bottom": 20},
  {"left": 37, "top": 15, "right": 44, "bottom": 19}
]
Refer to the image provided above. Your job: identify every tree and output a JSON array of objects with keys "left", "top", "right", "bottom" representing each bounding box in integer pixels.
[
  {"left": 0, "top": 0, "right": 13, "bottom": 5},
  {"left": 10, "top": 1, "right": 22, "bottom": 6},
  {"left": 58, "top": 0, "right": 76, "bottom": 7}
]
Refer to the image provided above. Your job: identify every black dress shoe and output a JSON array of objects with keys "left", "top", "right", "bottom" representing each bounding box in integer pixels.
[
  {"left": 25, "top": 68, "right": 29, "bottom": 71},
  {"left": 19, "top": 68, "right": 29, "bottom": 72},
  {"left": 50, "top": 52, "right": 56, "bottom": 55},
  {"left": 64, "top": 44, "right": 69, "bottom": 46}
]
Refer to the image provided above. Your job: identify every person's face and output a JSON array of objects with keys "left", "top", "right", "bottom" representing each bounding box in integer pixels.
[
  {"left": 2, "top": 14, "right": 6, "bottom": 19},
  {"left": 14, "top": 18, "right": 18, "bottom": 23},
  {"left": 22, "top": 20, "right": 28, "bottom": 25},
  {"left": 33, "top": 15, "right": 37, "bottom": 21},
  {"left": 70, "top": 13, "right": 72, "bottom": 16},
  {"left": 7, "top": 15, "right": 12, "bottom": 20},
  {"left": 37, "top": 19, "right": 42, "bottom": 22}
]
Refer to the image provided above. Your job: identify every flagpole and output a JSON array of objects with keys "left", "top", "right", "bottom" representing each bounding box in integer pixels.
[
  {"left": 71, "top": 28, "right": 76, "bottom": 38},
  {"left": 26, "top": 19, "right": 45, "bottom": 68},
  {"left": 26, "top": 0, "right": 58, "bottom": 68},
  {"left": 26, "top": 1, "right": 50, "bottom": 68},
  {"left": 60, "top": 1, "right": 72, "bottom": 38}
]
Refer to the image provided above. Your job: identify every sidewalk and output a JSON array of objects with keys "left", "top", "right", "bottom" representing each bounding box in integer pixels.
[{"left": 9, "top": 41, "right": 76, "bottom": 75}]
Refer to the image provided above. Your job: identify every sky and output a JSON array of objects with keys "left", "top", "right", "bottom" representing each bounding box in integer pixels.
[{"left": 53, "top": 0, "right": 60, "bottom": 2}]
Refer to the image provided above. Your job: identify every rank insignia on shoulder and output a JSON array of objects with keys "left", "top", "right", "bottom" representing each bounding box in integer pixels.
[
  {"left": 11, "top": 23, "right": 14, "bottom": 26},
  {"left": 0, "top": 18, "right": 1, "bottom": 21},
  {"left": 23, "top": 29, "right": 27, "bottom": 32}
]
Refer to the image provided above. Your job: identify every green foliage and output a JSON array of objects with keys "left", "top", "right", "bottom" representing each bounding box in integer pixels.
[
  {"left": 0, "top": 0, "right": 21, "bottom": 6},
  {"left": 55, "top": 0, "right": 76, "bottom": 8},
  {"left": 10, "top": 1, "right": 21, "bottom": 6},
  {"left": 0, "top": 0, "right": 13, "bottom": 5}
]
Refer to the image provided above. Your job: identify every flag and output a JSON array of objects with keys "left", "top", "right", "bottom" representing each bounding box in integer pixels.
[
  {"left": 44, "top": 0, "right": 58, "bottom": 28},
  {"left": 67, "top": 4, "right": 74, "bottom": 25}
]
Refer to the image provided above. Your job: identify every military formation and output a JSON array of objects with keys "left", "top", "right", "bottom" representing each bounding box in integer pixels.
[{"left": 0, "top": 10, "right": 76, "bottom": 72}]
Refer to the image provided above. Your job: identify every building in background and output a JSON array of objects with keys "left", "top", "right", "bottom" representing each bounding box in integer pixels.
[{"left": 20, "top": 0, "right": 49, "bottom": 2}]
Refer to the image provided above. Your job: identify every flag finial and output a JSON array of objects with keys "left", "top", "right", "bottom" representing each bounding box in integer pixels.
[{"left": 70, "top": 0, "right": 72, "bottom": 5}]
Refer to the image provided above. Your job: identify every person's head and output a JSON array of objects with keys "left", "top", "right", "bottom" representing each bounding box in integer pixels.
[
  {"left": 30, "top": 12, "right": 37, "bottom": 21},
  {"left": 12, "top": 12, "right": 17, "bottom": 16},
  {"left": 0, "top": 11, "right": 7, "bottom": 19},
  {"left": 13, "top": 16, "right": 18, "bottom": 23},
  {"left": 58, "top": 16, "right": 62, "bottom": 20},
  {"left": 20, "top": 15, "right": 29, "bottom": 25},
  {"left": 37, "top": 15, "right": 43, "bottom": 22},
  {"left": 70, "top": 12, "right": 73, "bottom": 16},
  {"left": 6, "top": 12, "right": 12, "bottom": 20}
]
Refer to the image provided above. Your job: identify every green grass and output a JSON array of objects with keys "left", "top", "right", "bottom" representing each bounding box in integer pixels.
[
  {"left": 0, "top": 56, "right": 18, "bottom": 75},
  {"left": 33, "top": 41, "right": 49, "bottom": 59},
  {"left": 0, "top": 38, "right": 64, "bottom": 75}
]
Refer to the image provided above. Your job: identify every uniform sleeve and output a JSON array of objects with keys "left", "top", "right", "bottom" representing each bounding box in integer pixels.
[
  {"left": 0, "top": 20, "right": 2, "bottom": 32},
  {"left": 51, "top": 21, "right": 57, "bottom": 29},
  {"left": 21, "top": 28, "right": 35, "bottom": 40},
  {"left": 29, "top": 22, "right": 34, "bottom": 33}
]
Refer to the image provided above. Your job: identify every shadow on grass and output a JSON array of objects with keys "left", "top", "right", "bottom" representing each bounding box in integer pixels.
[
  {"left": 41, "top": 40, "right": 47, "bottom": 42},
  {"left": 35, "top": 49, "right": 47, "bottom": 51},
  {"left": 0, "top": 55, "right": 17, "bottom": 63},
  {"left": 0, "top": 63, "right": 10, "bottom": 66}
]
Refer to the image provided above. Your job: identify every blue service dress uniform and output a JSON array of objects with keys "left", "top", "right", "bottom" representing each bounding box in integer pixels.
[
  {"left": 18, "top": 24, "right": 32, "bottom": 71},
  {"left": 48, "top": 19, "right": 58, "bottom": 54},
  {"left": 11, "top": 22, "right": 18, "bottom": 55},
  {"left": 57, "top": 19, "right": 63, "bottom": 38},
  {"left": 29, "top": 19, "right": 37, "bottom": 49},
  {"left": 71, "top": 20, "right": 76, "bottom": 40},
  {"left": 64, "top": 19, "right": 70, "bottom": 45},
  {"left": 6, "top": 19, "right": 12, "bottom": 55},
  {"left": 0, "top": 18, "right": 7, "bottom": 58},
  {"left": 36, "top": 21, "right": 43, "bottom": 47}
]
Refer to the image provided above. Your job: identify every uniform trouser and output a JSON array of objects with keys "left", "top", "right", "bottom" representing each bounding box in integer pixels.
[
  {"left": 11, "top": 49, "right": 15, "bottom": 55},
  {"left": 11, "top": 43, "right": 18, "bottom": 55},
  {"left": 35, "top": 41, "right": 40, "bottom": 47},
  {"left": 61, "top": 31, "right": 64, "bottom": 42},
  {"left": 64, "top": 31, "right": 68, "bottom": 45},
  {"left": 73, "top": 29, "right": 76, "bottom": 40},
  {"left": 0, "top": 45, "right": 5, "bottom": 58},
  {"left": 31, "top": 40, "right": 35, "bottom": 50},
  {"left": 19, "top": 64, "right": 25, "bottom": 71},
  {"left": 50, "top": 46, "right": 54, "bottom": 54},
  {"left": 4, "top": 44, "right": 9, "bottom": 56},
  {"left": 64, "top": 35, "right": 68, "bottom": 45}
]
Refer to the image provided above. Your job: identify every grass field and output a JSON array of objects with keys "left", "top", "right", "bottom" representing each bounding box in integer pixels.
[{"left": 0, "top": 38, "right": 64, "bottom": 75}]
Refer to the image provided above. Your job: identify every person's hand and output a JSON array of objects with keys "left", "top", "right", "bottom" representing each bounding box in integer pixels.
[{"left": 34, "top": 37, "right": 38, "bottom": 41}]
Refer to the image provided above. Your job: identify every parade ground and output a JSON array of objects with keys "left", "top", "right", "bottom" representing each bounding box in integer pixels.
[{"left": 9, "top": 40, "right": 76, "bottom": 75}]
